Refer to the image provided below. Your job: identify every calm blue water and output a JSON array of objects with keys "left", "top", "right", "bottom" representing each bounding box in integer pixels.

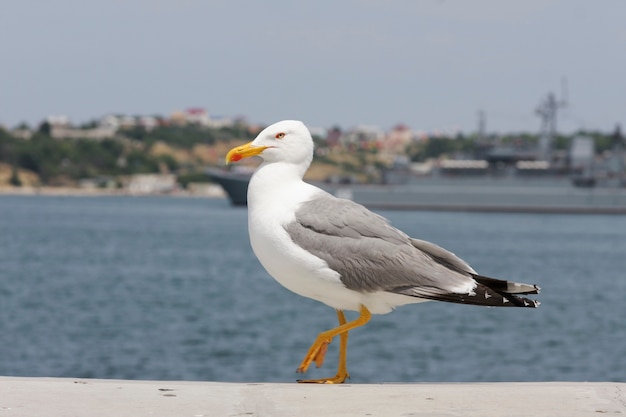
[{"left": 0, "top": 195, "right": 624, "bottom": 383}]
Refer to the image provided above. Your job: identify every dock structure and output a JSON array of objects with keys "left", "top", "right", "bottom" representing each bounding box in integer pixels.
[{"left": 1, "top": 377, "right": 624, "bottom": 416}]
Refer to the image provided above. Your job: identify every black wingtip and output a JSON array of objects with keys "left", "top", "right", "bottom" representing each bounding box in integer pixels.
[
  {"left": 391, "top": 284, "right": 540, "bottom": 308},
  {"left": 473, "top": 274, "right": 541, "bottom": 295}
]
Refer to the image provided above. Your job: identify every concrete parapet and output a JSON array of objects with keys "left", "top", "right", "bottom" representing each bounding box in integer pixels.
[{"left": 1, "top": 377, "right": 624, "bottom": 416}]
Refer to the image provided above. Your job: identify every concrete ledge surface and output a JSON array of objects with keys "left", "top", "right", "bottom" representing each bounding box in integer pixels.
[{"left": 1, "top": 377, "right": 624, "bottom": 417}]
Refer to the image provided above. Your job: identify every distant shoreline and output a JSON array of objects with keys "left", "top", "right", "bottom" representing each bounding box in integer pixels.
[{"left": 0, "top": 185, "right": 226, "bottom": 199}]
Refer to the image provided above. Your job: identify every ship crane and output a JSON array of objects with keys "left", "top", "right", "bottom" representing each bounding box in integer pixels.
[{"left": 535, "top": 79, "right": 568, "bottom": 161}]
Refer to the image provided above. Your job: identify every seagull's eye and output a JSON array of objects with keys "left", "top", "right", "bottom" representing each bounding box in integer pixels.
[{"left": 275, "top": 132, "right": 285, "bottom": 139}]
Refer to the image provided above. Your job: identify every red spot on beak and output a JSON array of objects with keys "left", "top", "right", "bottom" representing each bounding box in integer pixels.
[{"left": 231, "top": 154, "right": 242, "bottom": 162}]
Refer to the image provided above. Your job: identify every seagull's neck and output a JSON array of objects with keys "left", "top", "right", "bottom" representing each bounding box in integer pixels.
[
  {"left": 249, "top": 161, "right": 306, "bottom": 194},
  {"left": 248, "top": 161, "right": 318, "bottom": 214}
]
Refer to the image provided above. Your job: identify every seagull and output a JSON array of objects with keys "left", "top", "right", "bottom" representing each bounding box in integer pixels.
[{"left": 225, "top": 120, "right": 540, "bottom": 384}]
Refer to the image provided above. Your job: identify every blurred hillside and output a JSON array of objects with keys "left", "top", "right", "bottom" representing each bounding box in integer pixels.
[{"left": 1, "top": 110, "right": 622, "bottom": 193}]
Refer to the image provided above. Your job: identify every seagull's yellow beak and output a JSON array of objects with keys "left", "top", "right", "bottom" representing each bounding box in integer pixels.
[{"left": 225, "top": 142, "right": 269, "bottom": 164}]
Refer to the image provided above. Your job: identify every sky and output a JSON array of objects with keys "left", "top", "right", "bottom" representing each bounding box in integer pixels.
[{"left": 1, "top": 0, "right": 625, "bottom": 134}]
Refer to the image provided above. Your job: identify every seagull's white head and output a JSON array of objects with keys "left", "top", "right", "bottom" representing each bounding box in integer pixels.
[{"left": 226, "top": 120, "right": 314, "bottom": 170}]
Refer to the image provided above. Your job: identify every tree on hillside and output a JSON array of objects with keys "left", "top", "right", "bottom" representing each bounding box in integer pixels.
[
  {"left": 38, "top": 121, "right": 51, "bottom": 136},
  {"left": 9, "top": 166, "right": 22, "bottom": 186}
]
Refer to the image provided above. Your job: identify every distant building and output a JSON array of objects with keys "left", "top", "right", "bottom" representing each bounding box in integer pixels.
[
  {"left": 168, "top": 108, "right": 236, "bottom": 128},
  {"left": 169, "top": 110, "right": 187, "bottom": 126},
  {"left": 50, "top": 127, "right": 117, "bottom": 140},
  {"left": 46, "top": 115, "right": 71, "bottom": 127},
  {"left": 120, "top": 116, "right": 137, "bottom": 129},
  {"left": 98, "top": 114, "right": 159, "bottom": 132},
  {"left": 138, "top": 116, "right": 158, "bottom": 131},
  {"left": 325, "top": 127, "right": 342, "bottom": 148},
  {"left": 42, "top": 114, "right": 117, "bottom": 140},
  {"left": 341, "top": 125, "right": 385, "bottom": 147},
  {"left": 185, "top": 108, "right": 211, "bottom": 126},
  {"left": 570, "top": 136, "right": 595, "bottom": 171},
  {"left": 11, "top": 128, "right": 33, "bottom": 140},
  {"left": 381, "top": 123, "right": 413, "bottom": 155},
  {"left": 99, "top": 115, "right": 121, "bottom": 130},
  {"left": 127, "top": 174, "right": 178, "bottom": 194},
  {"left": 206, "top": 115, "right": 236, "bottom": 129}
]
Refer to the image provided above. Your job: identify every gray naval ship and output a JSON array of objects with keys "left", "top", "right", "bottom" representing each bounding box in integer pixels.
[{"left": 207, "top": 140, "right": 626, "bottom": 214}]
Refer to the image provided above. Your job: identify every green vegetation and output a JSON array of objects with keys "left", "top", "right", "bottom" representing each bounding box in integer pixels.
[
  {"left": 406, "top": 133, "right": 476, "bottom": 162},
  {"left": 405, "top": 130, "right": 620, "bottom": 162},
  {"left": 0, "top": 122, "right": 621, "bottom": 187},
  {"left": 0, "top": 124, "right": 253, "bottom": 187},
  {"left": 2, "top": 132, "right": 128, "bottom": 184},
  {"left": 118, "top": 121, "right": 255, "bottom": 147}
]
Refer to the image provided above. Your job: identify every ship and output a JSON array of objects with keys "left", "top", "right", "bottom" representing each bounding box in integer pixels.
[
  {"left": 206, "top": 164, "right": 626, "bottom": 214},
  {"left": 205, "top": 166, "right": 252, "bottom": 206}
]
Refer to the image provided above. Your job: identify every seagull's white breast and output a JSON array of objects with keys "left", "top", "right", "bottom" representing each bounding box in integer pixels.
[{"left": 246, "top": 163, "right": 366, "bottom": 311}]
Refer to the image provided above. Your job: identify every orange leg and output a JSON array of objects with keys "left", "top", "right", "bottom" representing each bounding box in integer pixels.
[{"left": 297, "top": 304, "right": 371, "bottom": 384}]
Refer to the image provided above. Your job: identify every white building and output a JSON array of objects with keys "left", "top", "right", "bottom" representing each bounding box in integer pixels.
[
  {"left": 341, "top": 125, "right": 385, "bottom": 146},
  {"left": 127, "top": 174, "right": 178, "bottom": 194}
]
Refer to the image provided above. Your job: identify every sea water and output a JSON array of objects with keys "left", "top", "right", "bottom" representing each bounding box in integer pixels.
[{"left": 0, "top": 195, "right": 624, "bottom": 383}]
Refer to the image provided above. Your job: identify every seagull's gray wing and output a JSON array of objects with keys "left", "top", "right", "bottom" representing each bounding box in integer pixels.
[
  {"left": 285, "top": 195, "right": 540, "bottom": 307},
  {"left": 285, "top": 196, "right": 472, "bottom": 293},
  {"left": 409, "top": 238, "right": 476, "bottom": 275},
  {"left": 408, "top": 239, "right": 538, "bottom": 295}
]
